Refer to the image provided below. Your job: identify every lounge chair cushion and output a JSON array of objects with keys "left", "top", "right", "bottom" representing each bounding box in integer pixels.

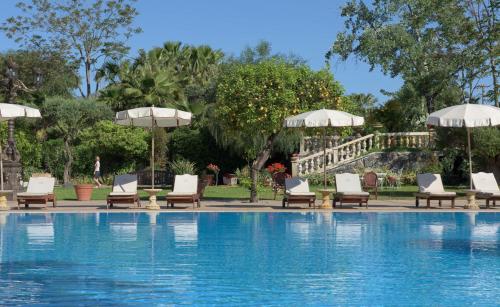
[
  {"left": 108, "top": 192, "right": 137, "bottom": 197},
  {"left": 167, "top": 192, "right": 196, "bottom": 197},
  {"left": 25, "top": 177, "right": 55, "bottom": 194},
  {"left": 17, "top": 192, "right": 50, "bottom": 197},
  {"left": 286, "top": 191, "right": 316, "bottom": 197},
  {"left": 336, "top": 191, "right": 370, "bottom": 197},
  {"left": 285, "top": 178, "right": 311, "bottom": 194},
  {"left": 112, "top": 174, "right": 138, "bottom": 193},
  {"left": 472, "top": 172, "right": 499, "bottom": 193},
  {"left": 417, "top": 191, "right": 456, "bottom": 197},
  {"left": 417, "top": 173, "right": 446, "bottom": 193},
  {"left": 172, "top": 174, "right": 198, "bottom": 194},
  {"left": 477, "top": 191, "right": 500, "bottom": 197},
  {"left": 335, "top": 173, "right": 364, "bottom": 193}
]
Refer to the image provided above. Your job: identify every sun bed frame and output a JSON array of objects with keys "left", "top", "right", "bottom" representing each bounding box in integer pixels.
[
  {"left": 472, "top": 172, "right": 499, "bottom": 208},
  {"left": 282, "top": 177, "right": 316, "bottom": 208},
  {"left": 17, "top": 175, "right": 57, "bottom": 209},
  {"left": 333, "top": 173, "right": 369, "bottom": 208},
  {"left": 166, "top": 174, "right": 203, "bottom": 209},
  {"left": 415, "top": 173, "right": 456, "bottom": 208},
  {"left": 106, "top": 174, "right": 140, "bottom": 209}
]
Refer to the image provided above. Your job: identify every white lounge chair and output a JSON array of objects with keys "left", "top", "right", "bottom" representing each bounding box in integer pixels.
[
  {"left": 415, "top": 173, "right": 456, "bottom": 208},
  {"left": 166, "top": 174, "right": 201, "bottom": 208},
  {"left": 17, "top": 176, "right": 56, "bottom": 209},
  {"left": 106, "top": 174, "right": 140, "bottom": 209},
  {"left": 333, "top": 173, "right": 369, "bottom": 208},
  {"left": 472, "top": 172, "right": 499, "bottom": 208},
  {"left": 282, "top": 177, "right": 316, "bottom": 208}
]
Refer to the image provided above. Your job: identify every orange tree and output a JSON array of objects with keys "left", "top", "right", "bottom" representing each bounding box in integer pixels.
[{"left": 215, "top": 59, "right": 350, "bottom": 202}]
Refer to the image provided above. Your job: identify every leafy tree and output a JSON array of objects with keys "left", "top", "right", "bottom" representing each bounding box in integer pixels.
[
  {"left": 0, "top": 50, "right": 79, "bottom": 101},
  {"left": 42, "top": 97, "right": 113, "bottom": 183},
  {"left": 75, "top": 120, "right": 149, "bottom": 176},
  {"left": 327, "top": 0, "right": 482, "bottom": 113},
  {"left": 464, "top": 0, "right": 498, "bottom": 107},
  {"left": 1, "top": 0, "right": 142, "bottom": 97},
  {"left": 99, "top": 41, "right": 223, "bottom": 112},
  {"left": 215, "top": 59, "right": 347, "bottom": 202}
]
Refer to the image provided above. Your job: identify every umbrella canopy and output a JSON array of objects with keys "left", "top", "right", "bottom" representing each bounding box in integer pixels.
[
  {"left": 0, "top": 103, "right": 41, "bottom": 121},
  {"left": 284, "top": 109, "right": 365, "bottom": 188},
  {"left": 426, "top": 104, "right": 500, "bottom": 189},
  {"left": 427, "top": 104, "right": 500, "bottom": 128},
  {"left": 0, "top": 103, "right": 42, "bottom": 190},
  {"left": 284, "top": 109, "right": 365, "bottom": 128},
  {"left": 115, "top": 107, "right": 192, "bottom": 128},
  {"left": 115, "top": 106, "right": 192, "bottom": 189}
]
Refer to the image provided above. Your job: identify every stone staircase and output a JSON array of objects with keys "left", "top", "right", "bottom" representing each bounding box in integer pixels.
[{"left": 291, "top": 132, "right": 434, "bottom": 176}]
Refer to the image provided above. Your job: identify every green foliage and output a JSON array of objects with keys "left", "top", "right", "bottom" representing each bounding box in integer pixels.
[
  {"left": 42, "top": 139, "right": 66, "bottom": 180},
  {"left": 215, "top": 57, "right": 351, "bottom": 201},
  {"left": 0, "top": 50, "right": 79, "bottom": 100},
  {"left": 169, "top": 158, "right": 197, "bottom": 175},
  {"left": 71, "top": 175, "right": 94, "bottom": 185},
  {"left": 42, "top": 97, "right": 113, "bottom": 183},
  {"left": 328, "top": 0, "right": 495, "bottom": 112},
  {"left": 472, "top": 127, "right": 500, "bottom": 166},
  {"left": 1, "top": 0, "right": 142, "bottom": 97},
  {"left": 215, "top": 60, "right": 346, "bottom": 160},
  {"left": 304, "top": 173, "right": 335, "bottom": 186},
  {"left": 75, "top": 120, "right": 149, "bottom": 176},
  {"left": 169, "top": 127, "right": 245, "bottom": 174},
  {"left": 15, "top": 129, "right": 42, "bottom": 174},
  {"left": 99, "top": 42, "right": 223, "bottom": 111}
]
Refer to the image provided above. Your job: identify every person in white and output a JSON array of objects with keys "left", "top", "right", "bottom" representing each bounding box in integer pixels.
[{"left": 93, "top": 156, "right": 102, "bottom": 188}]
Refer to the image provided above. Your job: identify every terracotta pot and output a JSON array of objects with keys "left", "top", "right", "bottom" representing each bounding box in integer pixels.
[{"left": 74, "top": 184, "right": 94, "bottom": 201}]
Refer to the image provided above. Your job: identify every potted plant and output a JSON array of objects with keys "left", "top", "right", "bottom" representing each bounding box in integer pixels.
[
  {"left": 73, "top": 176, "right": 94, "bottom": 201},
  {"left": 206, "top": 163, "right": 220, "bottom": 186}
]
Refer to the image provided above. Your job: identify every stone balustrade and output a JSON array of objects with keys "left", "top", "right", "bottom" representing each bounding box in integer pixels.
[{"left": 294, "top": 132, "right": 433, "bottom": 176}]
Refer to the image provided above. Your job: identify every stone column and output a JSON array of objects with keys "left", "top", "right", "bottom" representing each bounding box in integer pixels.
[{"left": 290, "top": 153, "right": 299, "bottom": 177}]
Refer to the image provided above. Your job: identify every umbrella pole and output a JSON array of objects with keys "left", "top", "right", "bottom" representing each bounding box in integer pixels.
[
  {"left": 151, "top": 117, "right": 155, "bottom": 190},
  {"left": 467, "top": 127, "right": 472, "bottom": 189},
  {"left": 0, "top": 140, "right": 3, "bottom": 191},
  {"left": 323, "top": 127, "right": 327, "bottom": 188}
]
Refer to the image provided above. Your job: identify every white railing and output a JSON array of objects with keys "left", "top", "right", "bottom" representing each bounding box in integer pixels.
[{"left": 292, "top": 132, "right": 433, "bottom": 176}]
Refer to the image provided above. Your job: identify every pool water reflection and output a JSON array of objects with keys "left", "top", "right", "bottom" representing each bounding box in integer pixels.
[{"left": 0, "top": 212, "right": 498, "bottom": 306}]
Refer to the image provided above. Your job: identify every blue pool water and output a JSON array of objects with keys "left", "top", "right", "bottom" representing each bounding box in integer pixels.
[{"left": 0, "top": 212, "right": 498, "bottom": 306}]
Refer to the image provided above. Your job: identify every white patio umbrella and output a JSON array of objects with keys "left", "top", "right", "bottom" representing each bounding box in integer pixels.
[
  {"left": 284, "top": 109, "right": 365, "bottom": 187},
  {"left": 0, "top": 103, "right": 42, "bottom": 190},
  {"left": 426, "top": 103, "right": 500, "bottom": 189},
  {"left": 115, "top": 106, "right": 192, "bottom": 189}
]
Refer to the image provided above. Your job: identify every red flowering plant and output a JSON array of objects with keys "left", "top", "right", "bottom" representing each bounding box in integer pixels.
[
  {"left": 266, "top": 162, "right": 286, "bottom": 174},
  {"left": 207, "top": 163, "right": 220, "bottom": 186}
]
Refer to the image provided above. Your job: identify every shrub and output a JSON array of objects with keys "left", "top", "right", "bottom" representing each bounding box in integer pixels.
[
  {"left": 170, "top": 159, "right": 197, "bottom": 175},
  {"left": 304, "top": 173, "right": 335, "bottom": 186}
]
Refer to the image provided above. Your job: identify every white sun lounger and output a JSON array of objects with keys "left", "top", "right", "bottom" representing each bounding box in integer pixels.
[
  {"left": 333, "top": 173, "right": 369, "bottom": 208},
  {"left": 282, "top": 177, "right": 316, "bottom": 208},
  {"left": 472, "top": 172, "right": 499, "bottom": 208},
  {"left": 17, "top": 176, "right": 56, "bottom": 209},
  {"left": 166, "top": 174, "right": 201, "bottom": 208},
  {"left": 106, "top": 174, "right": 140, "bottom": 209},
  {"left": 415, "top": 173, "right": 456, "bottom": 208}
]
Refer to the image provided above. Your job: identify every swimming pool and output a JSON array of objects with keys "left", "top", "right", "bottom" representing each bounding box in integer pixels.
[{"left": 0, "top": 212, "right": 498, "bottom": 306}]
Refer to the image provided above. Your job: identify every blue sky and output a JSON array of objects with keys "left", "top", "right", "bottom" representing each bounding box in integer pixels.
[{"left": 0, "top": 0, "right": 402, "bottom": 103}]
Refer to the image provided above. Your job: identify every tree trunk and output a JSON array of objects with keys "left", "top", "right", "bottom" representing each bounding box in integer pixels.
[
  {"left": 85, "top": 58, "right": 92, "bottom": 98},
  {"left": 249, "top": 134, "right": 276, "bottom": 203},
  {"left": 489, "top": 56, "right": 498, "bottom": 107},
  {"left": 424, "top": 94, "right": 434, "bottom": 114},
  {"left": 63, "top": 139, "right": 73, "bottom": 185}
]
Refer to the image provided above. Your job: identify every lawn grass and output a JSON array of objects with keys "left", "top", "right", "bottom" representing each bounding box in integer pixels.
[{"left": 54, "top": 184, "right": 468, "bottom": 201}]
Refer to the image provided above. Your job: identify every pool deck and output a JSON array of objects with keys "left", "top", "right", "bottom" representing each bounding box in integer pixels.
[{"left": 3, "top": 198, "right": 498, "bottom": 213}]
